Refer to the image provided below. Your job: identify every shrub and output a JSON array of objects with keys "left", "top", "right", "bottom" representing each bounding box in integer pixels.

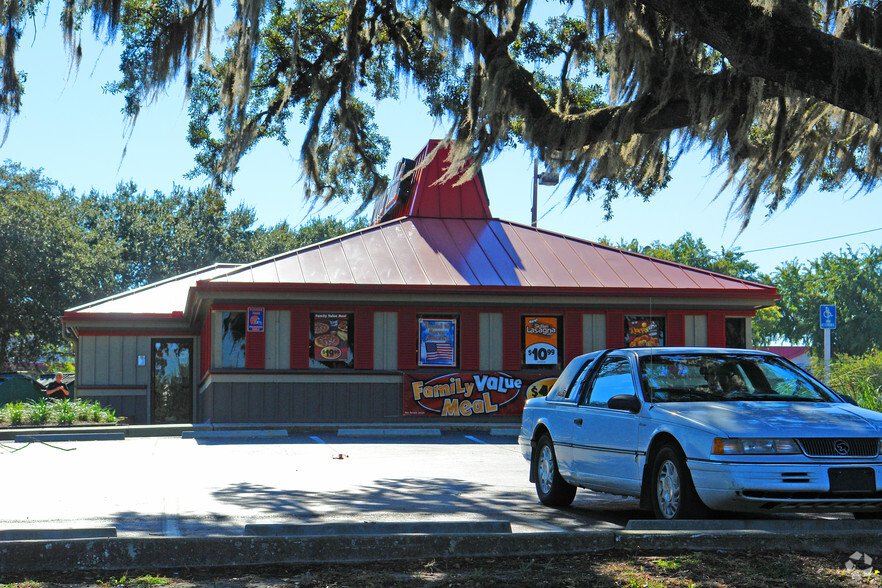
[
  {"left": 0, "top": 399, "right": 119, "bottom": 426},
  {"left": 820, "top": 349, "right": 882, "bottom": 412}
]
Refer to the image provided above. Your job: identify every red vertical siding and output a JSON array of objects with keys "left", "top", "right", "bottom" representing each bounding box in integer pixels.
[
  {"left": 460, "top": 311, "right": 479, "bottom": 370},
  {"left": 708, "top": 312, "right": 726, "bottom": 347},
  {"left": 355, "top": 309, "right": 374, "bottom": 370},
  {"left": 503, "top": 311, "right": 521, "bottom": 371},
  {"left": 291, "top": 307, "right": 310, "bottom": 369},
  {"left": 398, "top": 311, "right": 417, "bottom": 370},
  {"left": 200, "top": 314, "right": 211, "bottom": 379},
  {"left": 564, "top": 312, "right": 582, "bottom": 363},
  {"left": 667, "top": 312, "right": 685, "bottom": 347},
  {"left": 245, "top": 330, "right": 266, "bottom": 369},
  {"left": 606, "top": 311, "right": 624, "bottom": 349}
]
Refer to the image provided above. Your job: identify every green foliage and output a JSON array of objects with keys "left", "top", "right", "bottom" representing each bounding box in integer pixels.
[
  {"left": 0, "top": 398, "right": 119, "bottom": 426},
  {"left": 0, "top": 163, "right": 97, "bottom": 368},
  {"left": 822, "top": 350, "right": 882, "bottom": 412},
  {"left": 601, "top": 232, "right": 760, "bottom": 280},
  {"left": 760, "top": 246, "right": 882, "bottom": 356}
]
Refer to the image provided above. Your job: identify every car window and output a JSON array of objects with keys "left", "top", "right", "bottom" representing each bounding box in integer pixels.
[
  {"left": 584, "top": 357, "right": 634, "bottom": 407},
  {"left": 639, "top": 353, "right": 835, "bottom": 402},
  {"left": 545, "top": 352, "right": 600, "bottom": 402}
]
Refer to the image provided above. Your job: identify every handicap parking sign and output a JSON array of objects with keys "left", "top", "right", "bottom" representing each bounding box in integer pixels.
[{"left": 820, "top": 304, "right": 836, "bottom": 329}]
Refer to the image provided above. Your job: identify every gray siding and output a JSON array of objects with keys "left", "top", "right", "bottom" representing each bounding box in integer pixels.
[
  {"left": 78, "top": 335, "right": 151, "bottom": 387},
  {"left": 373, "top": 312, "right": 398, "bottom": 370},
  {"left": 200, "top": 378, "right": 402, "bottom": 423},
  {"left": 685, "top": 315, "right": 709, "bottom": 347},
  {"left": 265, "top": 310, "right": 291, "bottom": 369},
  {"left": 479, "top": 312, "right": 503, "bottom": 370},
  {"left": 582, "top": 314, "right": 606, "bottom": 352}
]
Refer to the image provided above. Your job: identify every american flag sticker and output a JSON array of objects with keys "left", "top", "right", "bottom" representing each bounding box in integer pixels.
[{"left": 419, "top": 318, "right": 457, "bottom": 366}]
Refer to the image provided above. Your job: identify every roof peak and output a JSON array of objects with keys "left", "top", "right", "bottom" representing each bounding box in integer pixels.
[{"left": 371, "top": 140, "right": 491, "bottom": 224}]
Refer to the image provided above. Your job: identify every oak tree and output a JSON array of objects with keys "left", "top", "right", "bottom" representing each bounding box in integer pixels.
[{"left": 4, "top": 0, "right": 882, "bottom": 222}]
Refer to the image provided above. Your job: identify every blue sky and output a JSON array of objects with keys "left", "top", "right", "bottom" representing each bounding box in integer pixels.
[{"left": 6, "top": 6, "right": 882, "bottom": 276}]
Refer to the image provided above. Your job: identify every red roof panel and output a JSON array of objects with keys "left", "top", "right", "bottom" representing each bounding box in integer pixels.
[{"left": 194, "top": 218, "right": 774, "bottom": 298}]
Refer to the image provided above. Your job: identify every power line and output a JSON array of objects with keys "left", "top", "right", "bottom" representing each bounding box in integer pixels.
[{"left": 739, "top": 227, "right": 882, "bottom": 255}]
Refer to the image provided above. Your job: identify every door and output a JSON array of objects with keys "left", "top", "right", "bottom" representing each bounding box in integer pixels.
[
  {"left": 152, "top": 339, "right": 194, "bottom": 424},
  {"left": 570, "top": 354, "right": 642, "bottom": 493}
]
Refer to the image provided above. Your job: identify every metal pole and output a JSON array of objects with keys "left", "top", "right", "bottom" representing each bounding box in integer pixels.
[
  {"left": 531, "top": 158, "right": 538, "bottom": 227},
  {"left": 824, "top": 327, "right": 831, "bottom": 384}
]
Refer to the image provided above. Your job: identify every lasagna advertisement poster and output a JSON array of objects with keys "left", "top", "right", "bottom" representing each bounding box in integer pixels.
[
  {"left": 523, "top": 316, "right": 560, "bottom": 367},
  {"left": 312, "top": 313, "right": 351, "bottom": 364},
  {"left": 418, "top": 318, "right": 457, "bottom": 367}
]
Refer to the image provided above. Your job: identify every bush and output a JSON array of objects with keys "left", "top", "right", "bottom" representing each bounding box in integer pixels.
[
  {"left": 0, "top": 399, "right": 119, "bottom": 426},
  {"left": 819, "top": 349, "right": 882, "bottom": 411}
]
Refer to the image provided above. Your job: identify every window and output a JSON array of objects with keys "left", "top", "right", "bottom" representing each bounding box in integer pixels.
[
  {"left": 585, "top": 357, "right": 634, "bottom": 407},
  {"left": 624, "top": 316, "right": 665, "bottom": 348},
  {"left": 221, "top": 312, "right": 246, "bottom": 368},
  {"left": 310, "top": 313, "right": 354, "bottom": 369},
  {"left": 418, "top": 317, "right": 457, "bottom": 367},
  {"left": 522, "top": 316, "right": 563, "bottom": 369},
  {"left": 725, "top": 317, "right": 747, "bottom": 348}
]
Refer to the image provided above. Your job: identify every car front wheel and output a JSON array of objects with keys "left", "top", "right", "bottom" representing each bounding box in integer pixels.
[
  {"left": 650, "top": 444, "right": 707, "bottom": 520},
  {"left": 535, "top": 435, "right": 577, "bottom": 507}
]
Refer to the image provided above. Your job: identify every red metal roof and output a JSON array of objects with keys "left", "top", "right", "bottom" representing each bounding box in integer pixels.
[{"left": 206, "top": 218, "right": 776, "bottom": 296}]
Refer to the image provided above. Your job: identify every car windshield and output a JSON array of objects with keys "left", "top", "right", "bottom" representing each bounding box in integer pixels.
[{"left": 638, "top": 353, "right": 836, "bottom": 403}]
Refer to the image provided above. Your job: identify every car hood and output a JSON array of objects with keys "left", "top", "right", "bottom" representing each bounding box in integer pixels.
[{"left": 652, "top": 402, "right": 882, "bottom": 438}]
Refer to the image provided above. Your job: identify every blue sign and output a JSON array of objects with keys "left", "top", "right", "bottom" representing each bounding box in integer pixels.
[
  {"left": 247, "top": 307, "right": 265, "bottom": 333},
  {"left": 820, "top": 304, "right": 837, "bottom": 329}
]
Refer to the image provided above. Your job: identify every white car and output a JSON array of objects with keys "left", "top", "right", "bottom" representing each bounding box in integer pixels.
[{"left": 518, "top": 347, "right": 882, "bottom": 519}]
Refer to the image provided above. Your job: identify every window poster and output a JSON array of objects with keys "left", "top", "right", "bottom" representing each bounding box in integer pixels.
[
  {"left": 311, "top": 313, "right": 353, "bottom": 367},
  {"left": 624, "top": 316, "right": 665, "bottom": 347},
  {"left": 418, "top": 318, "right": 457, "bottom": 367},
  {"left": 523, "top": 316, "right": 561, "bottom": 368}
]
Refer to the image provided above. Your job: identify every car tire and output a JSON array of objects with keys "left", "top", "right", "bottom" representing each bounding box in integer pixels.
[
  {"left": 535, "top": 435, "right": 577, "bottom": 507},
  {"left": 650, "top": 444, "right": 708, "bottom": 520}
]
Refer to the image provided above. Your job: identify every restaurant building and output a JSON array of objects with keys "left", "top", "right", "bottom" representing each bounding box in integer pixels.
[{"left": 62, "top": 141, "right": 778, "bottom": 425}]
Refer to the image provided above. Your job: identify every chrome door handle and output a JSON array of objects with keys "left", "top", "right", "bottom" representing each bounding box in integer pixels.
[{"left": 574, "top": 418, "right": 583, "bottom": 426}]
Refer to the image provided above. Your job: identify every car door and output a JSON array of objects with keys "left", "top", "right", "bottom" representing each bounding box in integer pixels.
[
  {"left": 539, "top": 354, "right": 601, "bottom": 477},
  {"left": 569, "top": 354, "right": 643, "bottom": 494}
]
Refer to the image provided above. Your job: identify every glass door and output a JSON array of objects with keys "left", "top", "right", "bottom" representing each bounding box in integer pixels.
[{"left": 151, "top": 339, "right": 193, "bottom": 424}]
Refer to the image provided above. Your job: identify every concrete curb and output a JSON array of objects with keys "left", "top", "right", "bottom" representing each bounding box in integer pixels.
[{"left": 3, "top": 529, "right": 882, "bottom": 574}]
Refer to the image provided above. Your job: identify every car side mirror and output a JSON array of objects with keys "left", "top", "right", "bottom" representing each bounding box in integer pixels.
[{"left": 608, "top": 394, "right": 641, "bottom": 412}]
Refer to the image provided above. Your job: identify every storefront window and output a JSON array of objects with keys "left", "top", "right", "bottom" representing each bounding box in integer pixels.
[
  {"left": 221, "top": 311, "right": 246, "bottom": 367},
  {"left": 418, "top": 317, "right": 457, "bottom": 367},
  {"left": 522, "top": 316, "right": 563, "bottom": 369},
  {"left": 624, "top": 316, "right": 665, "bottom": 348},
  {"left": 726, "top": 317, "right": 747, "bottom": 348},
  {"left": 310, "top": 313, "right": 354, "bottom": 368}
]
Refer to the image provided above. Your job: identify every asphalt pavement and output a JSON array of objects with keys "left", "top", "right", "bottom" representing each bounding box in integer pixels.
[{"left": 1, "top": 425, "right": 880, "bottom": 574}]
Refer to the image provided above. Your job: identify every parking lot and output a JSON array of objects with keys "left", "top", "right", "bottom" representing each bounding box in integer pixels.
[
  {"left": 0, "top": 430, "right": 852, "bottom": 539},
  {"left": 0, "top": 431, "right": 647, "bottom": 537}
]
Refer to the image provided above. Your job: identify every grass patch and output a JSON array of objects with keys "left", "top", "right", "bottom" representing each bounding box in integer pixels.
[
  {"left": 0, "top": 399, "right": 117, "bottom": 427},
  {"left": 821, "top": 349, "right": 882, "bottom": 411}
]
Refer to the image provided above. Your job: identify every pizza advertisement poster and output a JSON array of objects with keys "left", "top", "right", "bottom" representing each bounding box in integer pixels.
[
  {"left": 418, "top": 318, "right": 457, "bottom": 367},
  {"left": 523, "top": 316, "right": 561, "bottom": 367},
  {"left": 624, "top": 316, "right": 665, "bottom": 348},
  {"left": 312, "top": 313, "right": 352, "bottom": 364}
]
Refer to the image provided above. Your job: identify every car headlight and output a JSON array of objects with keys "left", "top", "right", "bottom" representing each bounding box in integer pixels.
[{"left": 711, "top": 438, "right": 799, "bottom": 455}]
